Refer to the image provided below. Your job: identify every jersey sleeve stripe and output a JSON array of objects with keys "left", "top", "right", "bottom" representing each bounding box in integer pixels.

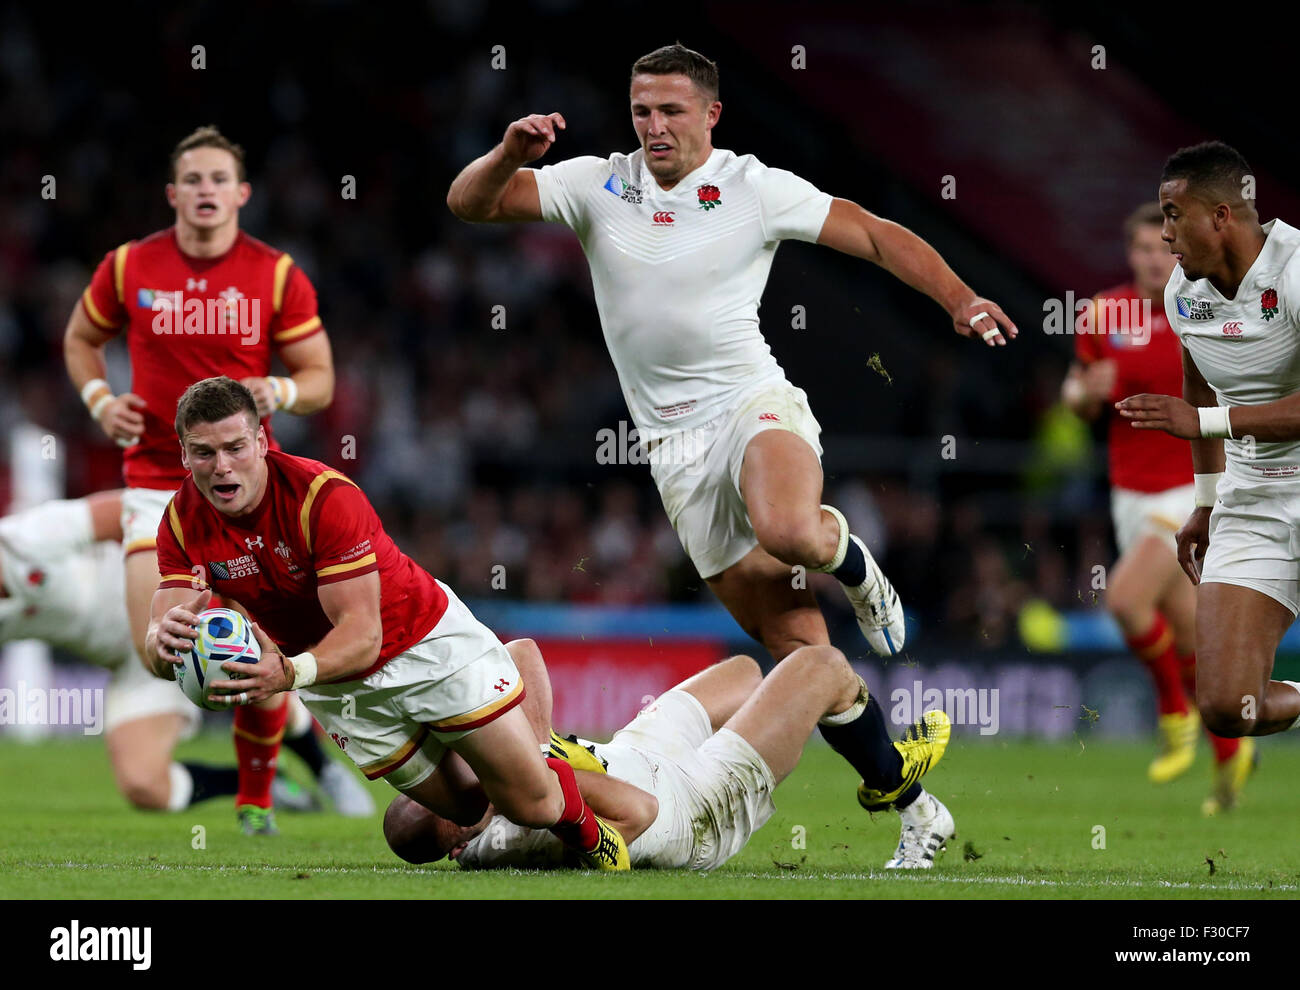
[
  {"left": 299, "top": 469, "right": 360, "bottom": 552},
  {"left": 81, "top": 288, "right": 119, "bottom": 330},
  {"left": 159, "top": 574, "right": 204, "bottom": 590},
  {"left": 167, "top": 499, "right": 186, "bottom": 552},
  {"left": 273, "top": 315, "right": 322, "bottom": 344},
  {"left": 359, "top": 726, "right": 430, "bottom": 780},
  {"left": 272, "top": 254, "right": 294, "bottom": 313},
  {"left": 315, "top": 553, "right": 377, "bottom": 578},
  {"left": 124, "top": 536, "right": 157, "bottom": 555},
  {"left": 428, "top": 680, "right": 525, "bottom": 732},
  {"left": 112, "top": 243, "right": 130, "bottom": 305}
]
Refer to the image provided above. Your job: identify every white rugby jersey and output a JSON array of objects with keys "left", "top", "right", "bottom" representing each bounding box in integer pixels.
[
  {"left": 534, "top": 148, "right": 833, "bottom": 432},
  {"left": 0, "top": 498, "right": 131, "bottom": 669},
  {"left": 1166, "top": 219, "right": 1300, "bottom": 484},
  {"left": 457, "top": 736, "right": 694, "bottom": 870}
]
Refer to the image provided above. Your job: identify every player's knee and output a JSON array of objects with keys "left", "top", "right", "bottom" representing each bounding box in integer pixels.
[
  {"left": 751, "top": 512, "right": 822, "bottom": 566},
  {"left": 787, "top": 644, "right": 851, "bottom": 685},
  {"left": 1197, "top": 695, "right": 1251, "bottom": 738},
  {"left": 505, "top": 637, "right": 541, "bottom": 665},
  {"left": 118, "top": 770, "right": 170, "bottom": 810}
]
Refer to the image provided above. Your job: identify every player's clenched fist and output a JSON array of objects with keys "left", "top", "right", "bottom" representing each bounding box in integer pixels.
[
  {"left": 240, "top": 376, "right": 278, "bottom": 418},
  {"left": 96, "top": 393, "right": 146, "bottom": 448},
  {"left": 501, "top": 112, "right": 566, "bottom": 166},
  {"left": 1175, "top": 508, "right": 1213, "bottom": 585}
]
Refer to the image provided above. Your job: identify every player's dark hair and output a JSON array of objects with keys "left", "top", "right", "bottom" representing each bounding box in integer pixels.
[
  {"left": 1160, "top": 141, "right": 1254, "bottom": 208},
  {"left": 1123, "top": 201, "right": 1165, "bottom": 244},
  {"left": 631, "top": 43, "right": 719, "bottom": 103},
  {"left": 175, "top": 376, "right": 259, "bottom": 439},
  {"left": 170, "top": 125, "right": 247, "bottom": 182}
]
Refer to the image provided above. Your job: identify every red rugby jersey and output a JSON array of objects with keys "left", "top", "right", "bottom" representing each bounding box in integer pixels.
[
  {"left": 80, "top": 228, "right": 323, "bottom": 490},
  {"left": 155, "top": 450, "right": 448, "bottom": 681},
  {"left": 1075, "top": 282, "right": 1192, "bottom": 493}
]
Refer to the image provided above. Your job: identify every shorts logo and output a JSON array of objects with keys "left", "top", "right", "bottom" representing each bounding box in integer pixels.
[
  {"left": 1221, "top": 320, "right": 1244, "bottom": 337},
  {"left": 493, "top": 678, "right": 510, "bottom": 693},
  {"left": 758, "top": 412, "right": 781, "bottom": 422},
  {"left": 652, "top": 211, "right": 675, "bottom": 225},
  {"left": 330, "top": 732, "right": 348, "bottom": 750}
]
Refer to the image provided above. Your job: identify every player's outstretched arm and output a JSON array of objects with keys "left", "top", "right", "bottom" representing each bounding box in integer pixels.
[
  {"left": 144, "top": 587, "right": 211, "bottom": 679},
  {"left": 446, "top": 112, "right": 565, "bottom": 222},
  {"left": 816, "top": 198, "right": 1018, "bottom": 346},
  {"left": 1119, "top": 389, "right": 1300, "bottom": 444}
]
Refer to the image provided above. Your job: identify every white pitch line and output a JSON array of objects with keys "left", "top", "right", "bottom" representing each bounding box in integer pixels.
[{"left": 9, "top": 861, "right": 1295, "bottom": 892}]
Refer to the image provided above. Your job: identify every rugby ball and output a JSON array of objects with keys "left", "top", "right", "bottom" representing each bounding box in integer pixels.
[{"left": 175, "top": 608, "right": 260, "bottom": 711}]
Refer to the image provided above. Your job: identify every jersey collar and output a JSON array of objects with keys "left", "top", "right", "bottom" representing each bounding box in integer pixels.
[
  {"left": 1199, "top": 218, "right": 1283, "bottom": 304},
  {"left": 640, "top": 148, "right": 724, "bottom": 196}
]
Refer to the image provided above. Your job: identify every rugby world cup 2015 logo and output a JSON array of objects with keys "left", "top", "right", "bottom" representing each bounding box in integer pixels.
[{"left": 697, "top": 184, "right": 721, "bottom": 211}]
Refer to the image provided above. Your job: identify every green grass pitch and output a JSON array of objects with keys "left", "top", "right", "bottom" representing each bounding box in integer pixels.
[{"left": 3, "top": 732, "right": 1298, "bottom": 899}]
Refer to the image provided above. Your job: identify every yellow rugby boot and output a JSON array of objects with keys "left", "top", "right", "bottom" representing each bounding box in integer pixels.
[
  {"left": 858, "top": 709, "right": 952, "bottom": 812},
  {"left": 1148, "top": 709, "right": 1199, "bottom": 783},
  {"left": 1201, "top": 736, "right": 1257, "bottom": 816},
  {"left": 576, "top": 815, "right": 631, "bottom": 871},
  {"left": 547, "top": 730, "right": 608, "bottom": 775}
]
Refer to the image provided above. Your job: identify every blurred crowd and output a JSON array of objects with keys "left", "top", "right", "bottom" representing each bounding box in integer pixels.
[{"left": 0, "top": 2, "right": 1124, "bottom": 650}]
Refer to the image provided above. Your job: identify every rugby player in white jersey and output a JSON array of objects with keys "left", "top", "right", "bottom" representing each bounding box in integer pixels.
[
  {"left": 384, "top": 638, "right": 955, "bottom": 870},
  {"left": 0, "top": 491, "right": 373, "bottom": 816},
  {"left": 1117, "top": 140, "right": 1300, "bottom": 741},
  {"left": 447, "top": 43, "right": 1010, "bottom": 852}
]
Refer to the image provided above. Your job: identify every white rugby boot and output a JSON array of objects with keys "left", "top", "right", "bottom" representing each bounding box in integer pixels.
[
  {"left": 884, "top": 791, "right": 956, "bottom": 869},
  {"left": 841, "top": 534, "right": 906, "bottom": 656}
]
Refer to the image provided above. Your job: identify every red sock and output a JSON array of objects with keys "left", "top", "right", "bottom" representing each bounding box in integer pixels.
[
  {"left": 1179, "top": 650, "right": 1242, "bottom": 762},
  {"left": 233, "top": 697, "right": 289, "bottom": 808},
  {"left": 545, "top": 756, "right": 600, "bottom": 852},
  {"left": 1126, "top": 614, "right": 1188, "bottom": 716}
]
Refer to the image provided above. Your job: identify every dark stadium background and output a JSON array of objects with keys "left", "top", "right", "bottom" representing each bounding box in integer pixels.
[{"left": 5, "top": 0, "right": 1300, "bottom": 737}]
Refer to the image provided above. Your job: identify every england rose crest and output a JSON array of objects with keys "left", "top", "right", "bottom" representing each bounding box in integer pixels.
[
  {"left": 1262, "top": 287, "right": 1279, "bottom": 322},
  {"left": 697, "top": 184, "right": 721, "bottom": 210}
]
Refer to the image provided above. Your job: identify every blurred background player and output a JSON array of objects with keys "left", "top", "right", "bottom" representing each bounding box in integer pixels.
[
  {"left": 386, "top": 639, "right": 955, "bottom": 871},
  {"left": 1061, "top": 203, "right": 1249, "bottom": 814},
  {"left": 0, "top": 490, "right": 371, "bottom": 815},
  {"left": 447, "top": 43, "right": 1010, "bottom": 848},
  {"left": 62, "top": 126, "right": 339, "bottom": 834}
]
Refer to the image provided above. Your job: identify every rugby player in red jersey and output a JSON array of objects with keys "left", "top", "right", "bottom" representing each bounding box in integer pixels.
[
  {"left": 1061, "top": 202, "right": 1250, "bottom": 814},
  {"left": 143, "top": 377, "right": 630, "bottom": 867},
  {"left": 62, "top": 127, "right": 347, "bottom": 832}
]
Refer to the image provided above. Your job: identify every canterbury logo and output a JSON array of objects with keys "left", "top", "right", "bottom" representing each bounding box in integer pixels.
[
  {"left": 652, "top": 211, "right": 675, "bottom": 225},
  {"left": 1221, "top": 321, "right": 1244, "bottom": 337}
]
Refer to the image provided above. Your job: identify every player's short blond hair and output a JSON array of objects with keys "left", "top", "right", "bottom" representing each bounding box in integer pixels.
[
  {"left": 1123, "top": 202, "right": 1164, "bottom": 245},
  {"left": 631, "top": 43, "right": 719, "bottom": 104},
  {"left": 170, "top": 126, "right": 247, "bottom": 182},
  {"left": 175, "top": 376, "right": 259, "bottom": 440}
]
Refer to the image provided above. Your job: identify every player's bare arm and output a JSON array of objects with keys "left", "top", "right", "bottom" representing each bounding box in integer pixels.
[
  {"left": 446, "top": 112, "right": 566, "bottom": 222},
  {"left": 1170, "top": 349, "right": 1224, "bottom": 585},
  {"left": 815, "top": 198, "right": 1019, "bottom": 346},
  {"left": 85, "top": 490, "right": 125, "bottom": 542},
  {"left": 1119, "top": 388, "right": 1300, "bottom": 444},
  {"left": 240, "top": 331, "right": 336, "bottom": 418},
  {"left": 211, "top": 571, "right": 383, "bottom": 705},
  {"left": 145, "top": 586, "right": 212, "bottom": 678},
  {"left": 1062, "top": 359, "right": 1117, "bottom": 421},
  {"left": 63, "top": 302, "right": 146, "bottom": 446}
]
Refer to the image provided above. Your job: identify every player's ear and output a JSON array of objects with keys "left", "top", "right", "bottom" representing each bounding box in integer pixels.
[
  {"left": 707, "top": 100, "right": 721, "bottom": 130},
  {"left": 237, "top": 182, "right": 251, "bottom": 208},
  {"left": 256, "top": 425, "right": 268, "bottom": 455},
  {"left": 165, "top": 183, "right": 178, "bottom": 208}
]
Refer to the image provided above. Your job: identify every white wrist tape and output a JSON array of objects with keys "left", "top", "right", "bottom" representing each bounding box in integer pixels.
[
  {"left": 1194, "top": 472, "right": 1222, "bottom": 508},
  {"left": 80, "top": 378, "right": 111, "bottom": 406},
  {"left": 89, "top": 393, "right": 114, "bottom": 421},
  {"left": 289, "top": 651, "right": 318, "bottom": 689},
  {"left": 281, "top": 377, "right": 299, "bottom": 413},
  {"left": 1198, "top": 405, "right": 1234, "bottom": 439}
]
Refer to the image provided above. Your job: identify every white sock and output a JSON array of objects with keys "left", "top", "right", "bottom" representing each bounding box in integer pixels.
[
  {"left": 1282, "top": 681, "right": 1300, "bottom": 730},
  {"left": 166, "top": 762, "right": 194, "bottom": 811},
  {"left": 898, "top": 789, "right": 935, "bottom": 825},
  {"left": 819, "top": 676, "right": 869, "bottom": 726}
]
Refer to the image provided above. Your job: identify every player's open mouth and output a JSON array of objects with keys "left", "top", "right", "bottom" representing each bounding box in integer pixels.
[
  {"left": 213, "top": 483, "right": 239, "bottom": 500},
  {"left": 196, "top": 202, "right": 218, "bottom": 215},
  {"left": 649, "top": 144, "right": 672, "bottom": 158}
]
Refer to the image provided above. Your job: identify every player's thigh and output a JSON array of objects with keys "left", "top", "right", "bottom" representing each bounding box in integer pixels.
[
  {"left": 1107, "top": 533, "right": 1181, "bottom": 618},
  {"left": 1195, "top": 581, "right": 1292, "bottom": 702},
  {"left": 724, "top": 645, "right": 856, "bottom": 783},
  {"left": 668, "top": 655, "right": 763, "bottom": 732},
  {"left": 738, "top": 429, "right": 824, "bottom": 539},
  {"left": 104, "top": 713, "right": 188, "bottom": 796},
  {"left": 124, "top": 549, "right": 162, "bottom": 648},
  {"left": 400, "top": 751, "right": 488, "bottom": 826},
  {"left": 448, "top": 706, "right": 558, "bottom": 825},
  {"left": 706, "top": 543, "right": 828, "bottom": 659}
]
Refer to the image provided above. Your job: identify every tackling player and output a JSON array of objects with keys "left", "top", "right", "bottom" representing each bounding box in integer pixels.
[
  {"left": 0, "top": 491, "right": 371, "bottom": 816},
  {"left": 384, "top": 639, "right": 954, "bottom": 871},
  {"left": 144, "top": 376, "right": 630, "bottom": 868},
  {"left": 447, "top": 43, "right": 1006, "bottom": 853},
  {"left": 1061, "top": 203, "right": 1250, "bottom": 813},
  {"left": 63, "top": 126, "right": 336, "bottom": 834},
  {"left": 1116, "top": 141, "right": 1300, "bottom": 744}
]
